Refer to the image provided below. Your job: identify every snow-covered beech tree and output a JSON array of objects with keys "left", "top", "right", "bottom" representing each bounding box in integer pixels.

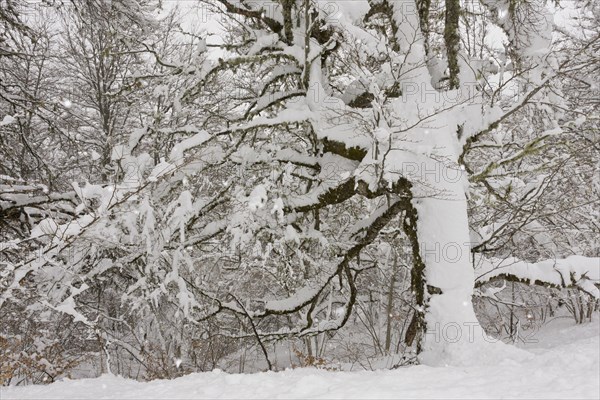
[
  {"left": 1, "top": 0, "right": 599, "bottom": 380},
  {"left": 122, "top": 0, "right": 596, "bottom": 365}
]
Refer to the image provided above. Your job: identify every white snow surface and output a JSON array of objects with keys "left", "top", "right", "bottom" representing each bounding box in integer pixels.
[{"left": 3, "top": 320, "right": 599, "bottom": 399}]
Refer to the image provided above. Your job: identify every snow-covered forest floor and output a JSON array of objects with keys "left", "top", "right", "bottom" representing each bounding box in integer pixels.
[{"left": 3, "top": 319, "right": 598, "bottom": 399}]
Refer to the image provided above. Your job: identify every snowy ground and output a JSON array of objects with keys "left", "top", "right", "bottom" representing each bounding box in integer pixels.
[{"left": 3, "top": 319, "right": 599, "bottom": 399}]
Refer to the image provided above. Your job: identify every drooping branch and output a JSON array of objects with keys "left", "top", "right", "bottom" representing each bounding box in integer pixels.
[
  {"left": 192, "top": 179, "right": 413, "bottom": 339},
  {"left": 475, "top": 255, "right": 600, "bottom": 299}
]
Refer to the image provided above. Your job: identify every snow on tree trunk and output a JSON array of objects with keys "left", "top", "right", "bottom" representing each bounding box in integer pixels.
[
  {"left": 412, "top": 138, "right": 490, "bottom": 365},
  {"left": 385, "top": 1, "right": 529, "bottom": 365}
]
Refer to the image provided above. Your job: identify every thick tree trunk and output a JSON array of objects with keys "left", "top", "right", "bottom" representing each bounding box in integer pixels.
[
  {"left": 397, "top": 124, "right": 490, "bottom": 365},
  {"left": 386, "top": 0, "right": 505, "bottom": 366},
  {"left": 412, "top": 155, "right": 486, "bottom": 365}
]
